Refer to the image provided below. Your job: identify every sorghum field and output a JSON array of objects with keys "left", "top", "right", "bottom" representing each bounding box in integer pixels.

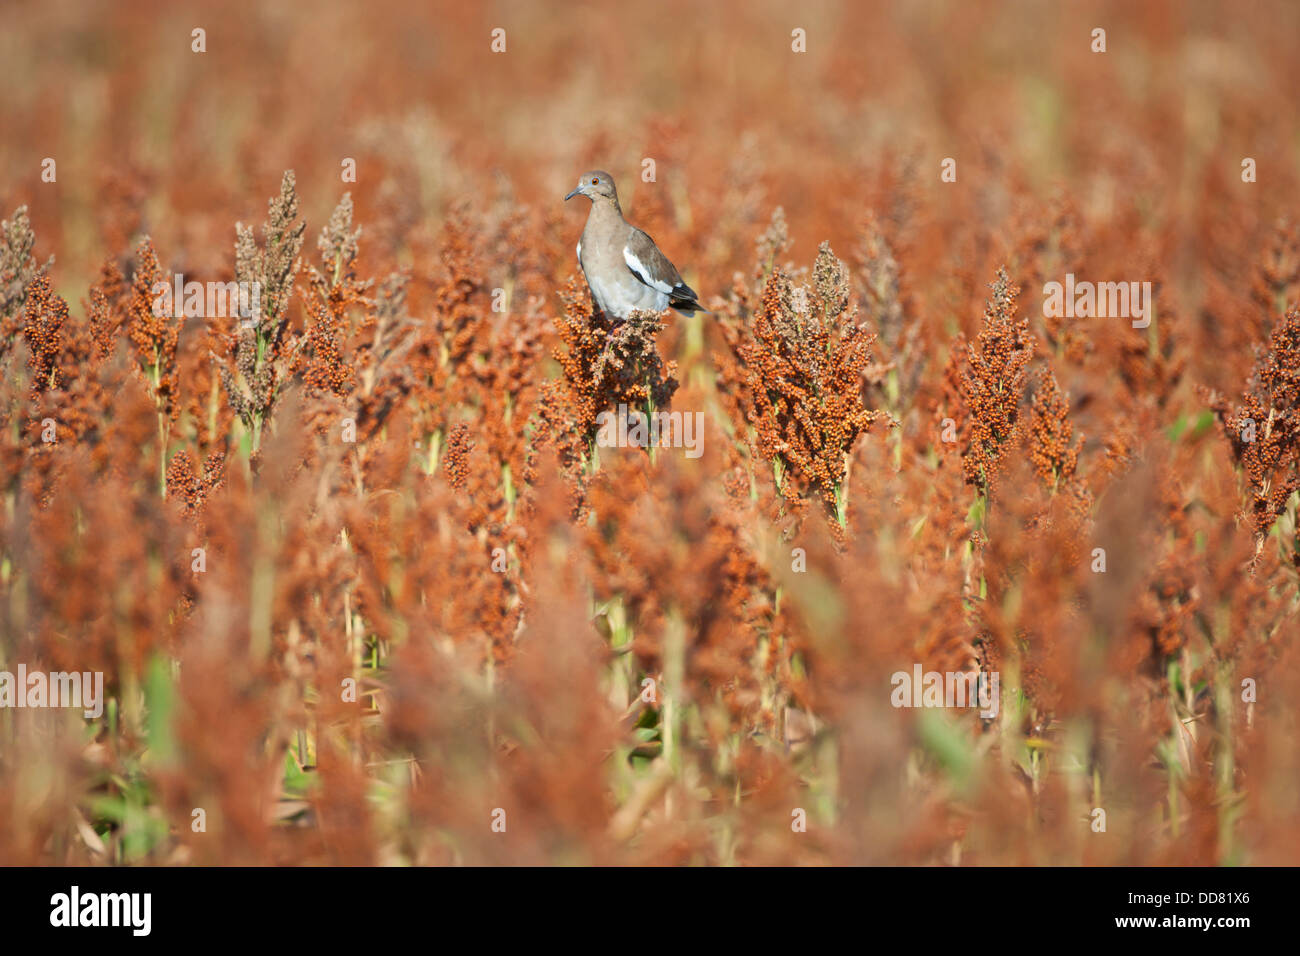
[{"left": 2, "top": 0, "right": 1299, "bottom": 866}]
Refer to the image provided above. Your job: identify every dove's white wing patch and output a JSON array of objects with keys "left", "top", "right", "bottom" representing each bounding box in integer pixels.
[{"left": 624, "top": 246, "right": 674, "bottom": 294}]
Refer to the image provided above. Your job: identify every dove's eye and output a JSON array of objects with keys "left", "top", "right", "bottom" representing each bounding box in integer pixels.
[{"left": 591, "top": 178, "right": 598, "bottom": 185}]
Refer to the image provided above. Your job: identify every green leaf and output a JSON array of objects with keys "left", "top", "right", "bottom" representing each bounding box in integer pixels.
[
  {"left": 144, "top": 655, "right": 176, "bottom": 765},
  {"left": 918, "top": 709, "right": 976, "bottom": 790}
]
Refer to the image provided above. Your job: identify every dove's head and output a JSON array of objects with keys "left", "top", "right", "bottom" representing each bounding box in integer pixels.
[{"left": 565, "top": 170, "right": 618, "bottom": 204}]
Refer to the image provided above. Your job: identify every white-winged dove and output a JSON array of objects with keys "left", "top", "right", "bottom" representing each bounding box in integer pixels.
[{"left": 564, "top": 170, "right": 706, "bottom": 321}]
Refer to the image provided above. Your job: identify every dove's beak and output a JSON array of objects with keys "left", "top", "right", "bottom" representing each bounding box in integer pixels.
[{"left": 564, "top": 187, "right": 580, "bottom": 201}]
